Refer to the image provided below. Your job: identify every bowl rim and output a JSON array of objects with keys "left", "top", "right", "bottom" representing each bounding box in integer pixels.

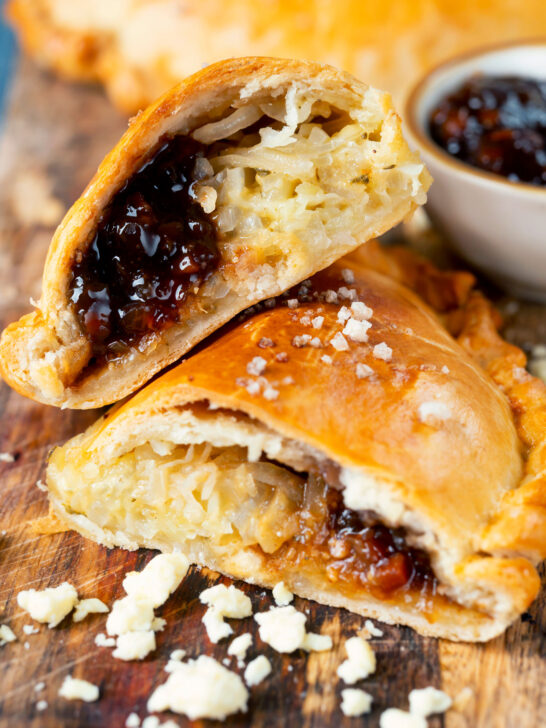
[{"left": 404, "top": 38, "right": 546, "bottom": 197}]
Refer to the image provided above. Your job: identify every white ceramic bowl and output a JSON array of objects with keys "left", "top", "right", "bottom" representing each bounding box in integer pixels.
[{"left": 404, "top": 41, "right": 546, "bottom": 302}]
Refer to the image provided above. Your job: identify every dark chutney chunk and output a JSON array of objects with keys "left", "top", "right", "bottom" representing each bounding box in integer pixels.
[
  {"left": 429, "top": 75, "right": 546, "bottom": 186},
  {"left": 69, "top": 136, "right": 219, "bottom": 363}
]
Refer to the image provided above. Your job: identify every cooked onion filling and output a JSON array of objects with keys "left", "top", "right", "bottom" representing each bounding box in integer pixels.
[
  {"left": 68, "top": 83, "right": 425, "bottom": 368},
  {"left": 58, "top": 439, "right": 437, "bottom": 601}
]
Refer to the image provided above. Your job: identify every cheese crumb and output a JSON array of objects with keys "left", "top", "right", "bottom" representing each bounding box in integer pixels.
[
  {"left": 292, "top": 334, "right": 312, "bottom": 348},
  {"left": 324, "top": 290, "right": 338, "bottom": 303},
  {"left": 309, "top": 337, "right": 323, "bottom": 348},
  {"left": 300, "top": 315, "right": 311, "bottom": 326},
  {"left": 106, "top": 596, "right": 155, "bottom": 636},
  {"left": 170, "top": 648, "right": 186, "bottom": 661},
  {"left": 417, "top": 401, "right": 452, "bottom": 425},
  {"left": 200, "top": 584, "right": 252, "bottom": 643},
  {"left": 380, "top": 708, "right": 426, "bottom": 728},
  {"left": 34, "top": 682, "right": 45, "bottom": 692},
  {"left": 23, "top": 624, "right": 38, "bottom": 635},
  {"left": 58, "top": 676, "right": 99, "bottom": 702},
  {"left": 330, "top": 332, "right": 349, "bottom": 351},
  {"left": 341, "top": 268, "right": 355, "bottom": 284},
  {"left": 337, "top": 306, "right": 352, "bottom": 324},
  {"left": 147, "top": 655, "right": 248, "bottom": 720},
  {"left": 350, "top": 301, "right": 373, "bottom": 320},
  {"left": 364, "top": 619, "right": 384, "bottom": 637},
  {"left": 286, "top": 298, "right": 299, "bottom": 309},
  {"left": 0, "top": 624, "right": 16, "bottom": 645},
  {"left": 263, "top": 385, "right": 279, "bottom": 401},
  {"left": 244, "top": 655, "right": 272, "bottom": 686},
  {"left": 441, "top": 365, "right": 450, "bottom": 374},
  {"left": 228, "top": 633, "right": 252, "bottom": 663},
  {"left": 341, "top": 688, "right": 373, "bottom": 717},
  {"left": 338, "top": 287, "right": 358, "bottom": 301},
  {"left": 36, "top": 700, "right": 48, "bottom": 712},
  {"left": 0, "top": 452, "right": 15, "bottom": 463},
  {"left": 142, "top": 718, "right": 159, "bottom": 728},
  {"left": 125, "top": 713, "right": 141, "bottom": 728},
  {"left": 321, "top": 354, "right": 333, "bottom": 364},
  {"left": 272, "top": 581, "right": 293, "bottom": 606},
  {"left": 356, "top": 363, "right": 374, "bottom": 379},
  {"left": 311, "top": 316, "right": 324, "bottom": 329},
  {"left": 337, "top": 636, "right": 376, "bottom": 684},
  {"left": 247, "top": 356, "right": 267, "bottom": 376},
  {"left": 302, "top": 632, "right": 333, "bottom": 652},
  {"left": 408, "top": 687, "right": 452, "bottom": 716},
  {"left": 17, "top": 582, "right": 78, "bottom": 628},
  {"left": 373, "top": 342, "right": 392, "bottom": 361},
  {"left": 343, "top": 318, "right": 371, "bottom": 343},
  {"left": 73, "top": 598, "right": 109, "bottom": 622},
  {"left": 254, "top": 606, "right": 306, "bottom": 653},
  {"left": 123, "top": 553, "right": 189, "bottom": 608},
  {"left": 95, "top": 632, "right": 116, "bottom": 647},
  {"left": 113, "top": 631, "right": 156, "bottom": 661}
]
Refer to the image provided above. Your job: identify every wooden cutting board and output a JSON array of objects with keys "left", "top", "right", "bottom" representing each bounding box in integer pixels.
[{"left": 0, "top": 58, "right": 545, "bottom": 728}]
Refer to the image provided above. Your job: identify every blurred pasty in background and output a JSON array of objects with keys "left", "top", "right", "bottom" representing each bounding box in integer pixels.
[{"left": 7, "top": 0, "right": 546, "bottom": 113}]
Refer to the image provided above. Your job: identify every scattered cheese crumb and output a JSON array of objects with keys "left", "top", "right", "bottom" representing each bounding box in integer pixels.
[
  {"left": 147, "top": 655, "right": 248, "bottom": 720},
  {"left": 311, "top": 316, "right": 324, "bottom": 329},
  {"left": 321, "top": 354, "right": 333, "bottom": 364},
  {"left": 356, "top": 363, "right": 374, "bottom": 379},
  {"left": 286, "top": 299, "right": 299, "bottom": 309},
  {"left": 247, "top": 356, "right": 267, "bottom": 376},
  {"left": 341, "top": 268, "right": 355, "bottom": 284},
  {"left": 95, "top": 632, "right": 116, "bottom": 647},
  {"left": 310, "top": 337, "right": 323, "bottom": 348},
  {"left": 255, "top": 606, "right": 306, "bottom": 653},
  {"left": 337, "top": 636, "right": 376, "bottom": 684},
  {"left": 125, "top": 713, "right": 141, "bottom": 728},
  {"left": 36, "top": 700, "right": 48, "bottom": 712},
  {"left": 23, "top": 624, "right": 39, "bottom": 635},
  {"left": 300, "top": 315, "right": 311, "bottom": 326},
  {"left": 228, "top": 633, "right": 252, "bottom": 663},
  {"left": 292, "top": 334, "right": 312, "bottom": 348},
  {"left": 341, "top": 688, "right": 373, "bottom": 717},
  {"left": 170, "top": 648, "right": 186, "bottom": 661},
  {"left": 258, "top": 337, "right": 275, "bottom": 348},
  {"left": 0, "top": 624, "right": 16, "bottom": 645},
  {"left": 200, "top": 584, "right": 252, "bottom": 643},
  {"left": 330, "top": 332, "right": 349, "bottom": 351},
  {"left": 441, "top": 365, "right": 450, "bottom": 374},
  {"left": 337, "top": 306, "right": 352, "bottom": 324},
  {"left": 302, "top": 633, "right": 333, "bottom": 652},
  {"left": 244, "top": 655, "right": 272, "bottom": 686},
  {"left": 0, "top": 452, "right": 15, "bottom": 463},
  {"left": 263, "top": 385, "right": 279, "bottom": 401},
  {"left": 113, "top": 631, "right": 156, "bottom": 661},
  {"left": 324, "top": 290, "right": 338, "bottom": 303},
  {"left": 338, "top": 287, "right": 358, "bottom": 301},
  {"left": 272, "top": 582, "right": 293, "bottom": 606},
  {"left": 417, "top": 401, "right": 452, "bottom": 425},
  {"left": 106, "top": 596, "right": 155, "bottom": 636},
  {"left": 380, "top": 708, "right": 426, "bottom": 728},
  {"left": 343, "top": 318, "right": 371, "bottom": 343},
  {"left": 123, "top": 553, "right": 189, "bottom": 608},
  {"left": 373, "top": 342, "right": 393, "bottom": 361},
  {"left": 409, "top": 687, "right": 452, "bottom": 717},
  {"left": 34, "top": 682, "right": 45, "bottom": 692},
  {"left": 24, "top": 641, "right": 30, "bottom": 650},
  {"left": 58, "top": 676, "right": 99, "bottom": 702},
  {"left": 142, "top": 718, "right": 159, "bottom": 728},
  {"left": 350, "top": 301, "right": 373, "bottom": 320},
  {"left": 17, "top": 582, "right": 78, "bottom": 628},
  {"left": 73, "top": 598, "right": 109, "bottom": 623},
  {"left": 364, "top": 619, "right": 383, "bottom": 637}
]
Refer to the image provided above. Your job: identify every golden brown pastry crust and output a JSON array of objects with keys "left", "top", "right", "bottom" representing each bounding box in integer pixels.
[
  {"left": 46, "top": 246, "right": 546, "bottom": 641},
  {"left": 7, "top": 0, "right": 546, "bottom": 113},
  {"left": 0, "top": 57, "right": 430, "bottom": 408}
]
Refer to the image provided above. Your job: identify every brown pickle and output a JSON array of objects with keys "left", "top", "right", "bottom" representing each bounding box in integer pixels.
[
  {"left": 69, "top": 136, "right": 219, "bottom": 364},
  {"left": 429, "top": 75, "right": 546, "bottom": 186},
  {"left": 274, "top": 477, "right": 438, "bottom": 602}
]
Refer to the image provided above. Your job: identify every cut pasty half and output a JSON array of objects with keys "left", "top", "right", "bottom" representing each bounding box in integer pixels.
[
  {"left": 0, "top": 57, "right": 430, "bottom": 409},
  {"left": 45, "top": 247, "right": 546, "bottom": 641}
]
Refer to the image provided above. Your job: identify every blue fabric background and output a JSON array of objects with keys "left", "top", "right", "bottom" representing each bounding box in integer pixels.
[{"left": 0, "top": 0, "right": 17, "bottom": 125}]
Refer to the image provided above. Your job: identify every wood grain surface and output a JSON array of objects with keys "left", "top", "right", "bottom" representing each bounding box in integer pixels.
[{"left": 0, "top": 59, "right": 545, "bottom": 728}]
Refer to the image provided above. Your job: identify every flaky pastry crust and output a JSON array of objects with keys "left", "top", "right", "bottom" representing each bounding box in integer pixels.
[
  {"left": 46, "top": 245, "right": 546, "bottom": 641},
  {"left": 0, "top": 57, "right": 430, "bottom": 408}
]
